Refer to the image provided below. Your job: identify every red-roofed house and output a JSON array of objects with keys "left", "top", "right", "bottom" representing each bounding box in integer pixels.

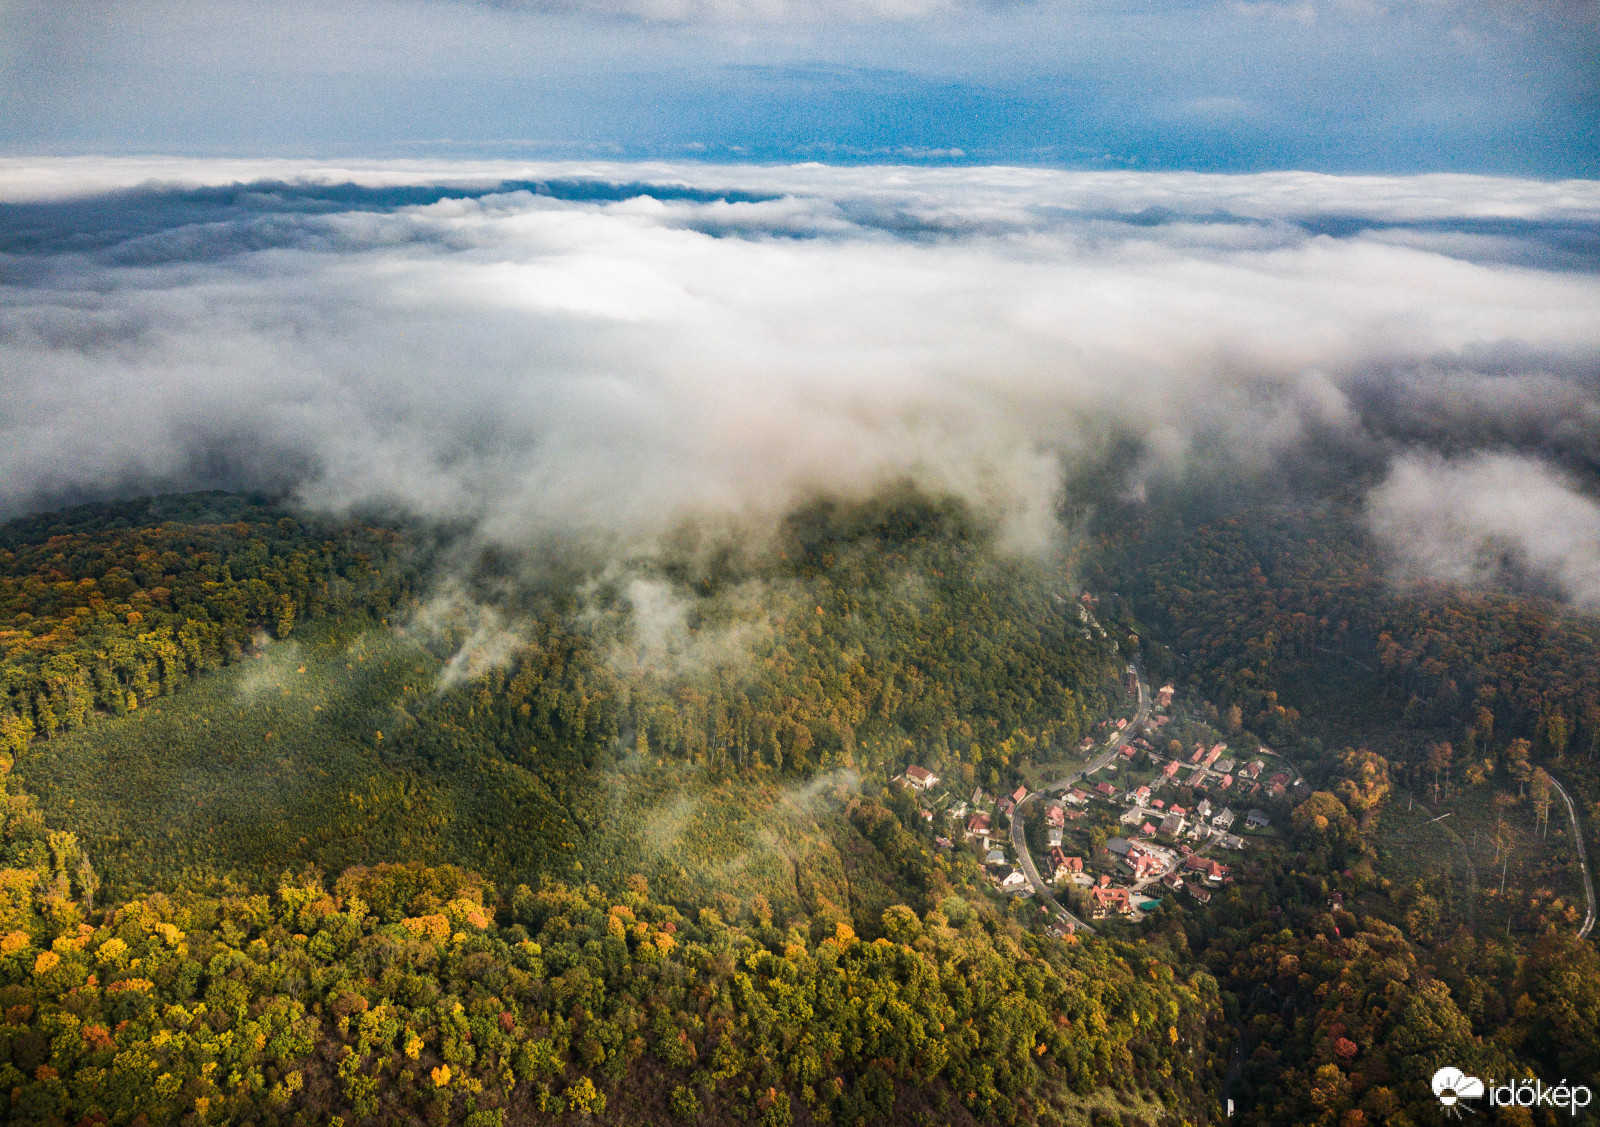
[
  {"left": 1182, "top": 855, "right": 1229, "bottom": 883},
  {"left": 905, "top": 765, "right": 939, "bottom": 790},
  {"left": 1091, "top": 886, "right": 1132, "bottom": 917},
  {"left": 1095, "top": 782, "right": 1118, "bottom": 798}
]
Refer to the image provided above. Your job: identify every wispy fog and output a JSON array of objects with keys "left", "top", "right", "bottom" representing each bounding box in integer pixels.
[{"left": 2, "top": 159, "right": 1597, "bottom": 594}]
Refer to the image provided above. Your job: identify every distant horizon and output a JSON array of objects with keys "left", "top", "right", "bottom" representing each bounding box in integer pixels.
[{"left": 4, "top": 1, "right": 1596, "bottom": 179}]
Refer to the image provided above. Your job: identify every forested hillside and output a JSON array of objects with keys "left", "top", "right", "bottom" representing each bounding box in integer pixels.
[
  {"left": 0, "top": 491, "right": 1230, "bottom": 1127},
  {"left": 1095, "top": 504, "right": 1600, "bottom": 787},
  {"left": 1091, "top": 499, "right": 1600, "bottom": 1126},
  {"left": 0, "top": 493, "right": 417, "bottom": 769}
]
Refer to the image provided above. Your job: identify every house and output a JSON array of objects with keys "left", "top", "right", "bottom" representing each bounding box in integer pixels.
[
  {"left": 964, "top": 812, "right": 992, "bottom": 837},
  {"left": 1214, "top": 758, "right": 1235, "bottom": 775},
  {"left": 985, "top": 848, "right": 1007, "bottom": 866},
  {"left": 1269, "top": 783, "right": 1287, "bottom": 797},
  {"left": 1328, "top": 891, "right": 1345, "bottom": 910},
  {"left": 1220, "top": 833, "right": 1246, "bottom": 850},
  {"left": 1126, "top": 848, "right": 1162, "bottom": 880},
  {"left": 1045, "top": 804, "right": 1065, "bottom": 827},
  {"left": 1189, "top": 747, "right": 1205, "bottom": 764},
  {"left": 905, "top": 765, "right": 940, "bottom": 790},
  {"left": 1120, "top": 808, "right": 1146, "bottom": 827},
  {"left": 1151, "top": 798, "right": 1167, "bottom": 811},
  {"left": 1091, "top": 886, "right": 1133, "bottom": 917},
  {"left": 1047, "top": 828, "right": 1063, "bottom": 848},
  {"left": 1160, "top": 813, "right": 1186, "bottom": 837},
  {"left": 1120, "top": 744, "right": 1136, "bottom": 758},
  {"left": 1187, "top": 767, "right": 1208, "bottom": 788},
  {"left": 1095, "top": 782, "right": 1118, "bottom": 798},
  {"left": 1106, "top": 837, "right": 1132, "bottom": 857},
  {"left": 1188, "top": 884, "right": 1212, "bottom": 905},
  {"left": 1268, "top": 772, "right": 1290, "bottom": 789},
  {"left": 1116, "top": 717, "right": 1128, "bottom": 730},
  {"left": 1242, "top": 761, "right": 1264, "bottom": 780},
  {"left": 919, "top": 809, "right": 933, "bottom": 822},
  {"left": 1000, "top": 869, "right": 1028, "bottom": 891},
  {"left": 1247, "top": 809, "right": 1271, "bottom": 829},
  {"left": 947, "top": 800, "right": 969, "bottom": 819},
  {"left": 1067, "top": 788, "right": 1089, "bottom": 805},
  {"left": 1060, "top": 855, "right": 1083, "bottom": 875},
  {"left": 1217, "top": 774, "right": 1234, "bottom": 790},
  {"left": 1140, "top": 822, "right": 1157, "bottom": 836},
  {"left": 1162, "top": 762, "right": 1181, "bottom": 780},
  {"left": 1183, "top": 855, "right": 1229, "bottom": 882},
  {"left": 972, "top": 787, "right": 987, "bottom": 805},
  {"left": 1078, "top": 737, "right": 1096, "bottom": 752},
  {"left": 997, "top": 798, "right": 1014, "bottom": 817},
  {"left": 1133, "top": 785, "right": 1152, "bottom": 803},
  {"left": 1157, "top": 684, "right": 1175, "bottom": 707},
  {"left": 1169, "top": 805, "right": 1187, "bottom": 817},
  {"left": 1201, "top": 748, "right": 1222, "bottom": 769},
  {"left": 934, "top": 836, "right": 953, "bottom": 849},
  {"left": 1212, "top": 807, "right": 1236, "bottom": 830},
  {"left": 1161, "top": 871, "right": 1185, "bottom": 891},
  {"left": 1196, "top": 799, "right": 1213, "bottom": 818},
  {"left": 1012, "top": 785, "right": 1029, "bottom": 804}
]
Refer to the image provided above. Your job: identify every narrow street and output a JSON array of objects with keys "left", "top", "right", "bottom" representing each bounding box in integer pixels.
[{"left": 1010, "top": 667, "right": 1151, "bottom": 935}]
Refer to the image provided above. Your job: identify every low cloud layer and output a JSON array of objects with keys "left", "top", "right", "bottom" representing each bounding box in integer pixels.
[
  {"left": 1368, "top": 453, "right": 1600, "bottom": 608},
  {"left": 1, "top": 159, "right": 1598, "bottom": 591}
]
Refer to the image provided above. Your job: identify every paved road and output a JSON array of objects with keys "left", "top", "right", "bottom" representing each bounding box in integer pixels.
[
  {"left": 1549, "top": 774, "right": 1596, "bottom": 940},
  {"left": 1011, "top": 667, "right": 1151, "bottom": 935}
]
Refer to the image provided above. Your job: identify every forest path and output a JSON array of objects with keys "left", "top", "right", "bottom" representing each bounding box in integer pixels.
[{"left": 1550, "top": 774, "right": 1596, "bottom": 940}]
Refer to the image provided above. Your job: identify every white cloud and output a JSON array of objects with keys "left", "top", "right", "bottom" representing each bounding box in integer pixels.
[
  {"left": 1, "top": 159, "right": 1597, "bottom": 574},
  {"left": 1367, "top": 452, "right": 1600, "bottom": 607}
]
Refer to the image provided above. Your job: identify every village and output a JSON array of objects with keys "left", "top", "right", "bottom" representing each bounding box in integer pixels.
[{"left": 900, "top": 677, "right": 1304, "bottom": 926}]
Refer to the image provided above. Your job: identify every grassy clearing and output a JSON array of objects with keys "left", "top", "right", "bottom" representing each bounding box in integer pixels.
[
  {"left": 15, "top": 620, "right": 449, "bottom": 897},
  {"left": 1373, "top": 783, "right": 1587, "bottom": 936},
  {"left": 14, "top": 617, "right": 936, "bottom": 933}
]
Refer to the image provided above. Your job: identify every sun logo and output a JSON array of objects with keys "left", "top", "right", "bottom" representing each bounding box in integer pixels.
[{"left": 1432, "top": 1067, "right": 1484, "bottom": 1117}]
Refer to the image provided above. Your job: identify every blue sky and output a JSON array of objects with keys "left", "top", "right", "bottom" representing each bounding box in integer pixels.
[{"left": 1, "top": 0, "right": 1596, "bottom": 174}]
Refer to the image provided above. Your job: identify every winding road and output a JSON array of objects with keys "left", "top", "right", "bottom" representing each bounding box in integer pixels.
[
  {"left": 1549, "top": 774, "right": 1596, "bottom": 940},
  {"left": 1010, "top": 667, "right": 1151, "bottom": 935}
]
